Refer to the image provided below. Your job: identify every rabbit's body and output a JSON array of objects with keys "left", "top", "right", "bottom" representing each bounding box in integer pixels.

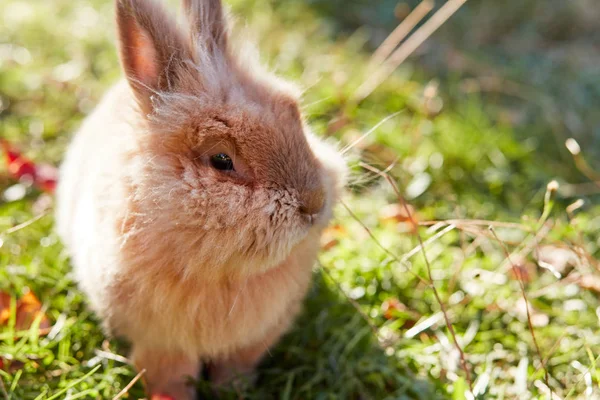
[
  {"left": 58, "top": 82, "right": 315, "bottom": 356},
  {"left": 56, "top": 0, "right": 344, "bottom": 398}
]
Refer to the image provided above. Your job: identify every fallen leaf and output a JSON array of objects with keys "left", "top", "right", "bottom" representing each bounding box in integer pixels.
[
  {"left": 151, "top": 395, "right": 176, "bottom": 400},
  {"left": 0, "top": 359, "right": 24, "bottom": 373},
  {"left": 378, "top": 203, "right": 419, "bottom": 233},
  {"left": 15, "top": 291, "right": 51, "bottom": 331},
  {"left": 381, "top": 297, "right": 406, "bottom": 320},
  {"left": 507, "top": 256, "right": 536, "bottom": 283},
  {"left": 0, "top": 291, "right": 11, "bottom": 325},
  {"left": 1, "top": 140, "right": 36, "bottom": 181},
  {"left": 321, "top": 224, "right": 346, "bottom": 250},
  {"left": 0, "top": 139, "right": 58, "bottom": 193},
  {"left": 35, "top": 163, "right": 58, "bottom": 193},
  {"left": 0, "top": 290, "right": 50, "bottom": 333}
]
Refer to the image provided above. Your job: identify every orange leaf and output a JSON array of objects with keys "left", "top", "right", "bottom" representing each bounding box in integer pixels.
[
  {"left": 381, "top": 297, "right": 410, "bottom": 320},
  {"left": 15, "top": 291, "right": 50, "bottom": 331},
  {"left": 0, "top": 290, "right": 50, "bottom": 334},
  {"left": 320, "top": 224, "right": 347, "bottom": 250},
  {"left": 379, "top": 203, "right": 419, "bottom": 233},
  {"left": 0, "top": 291, "right": 11, "bottom": 325}
]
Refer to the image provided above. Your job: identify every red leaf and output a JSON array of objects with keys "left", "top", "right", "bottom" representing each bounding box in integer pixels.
[
  {"left": 1, "top": 140, "right": 57, "bottom": 193},
  {"left": 34, "top": 164, "right": 58, "bottom": 193},
  {"left": 1, "top": 140, "right": 37, "bottom": 181},
  {"left": 151, "top": 395, "right": 176, "bottom": 400}
]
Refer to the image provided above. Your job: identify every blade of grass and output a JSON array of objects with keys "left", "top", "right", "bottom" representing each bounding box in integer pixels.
[
  {"left": 45, "top": 365, "right": 101, "bottom": 400},
  {"left": 1, "top": 212, "right": 49, "bottom": 237},
  {"left": 0, "top": 373, "right": 8, "bottom": 400},
  {"left": 8, "top": 369, "right": 21, "bottom": 397},
  {"left": 340, "top": 111, "right": 403, "bottom": 155}
]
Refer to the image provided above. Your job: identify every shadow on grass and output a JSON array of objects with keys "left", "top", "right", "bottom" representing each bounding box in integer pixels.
[{"left": 196, "top": 270, "right": 444, "bottom": 400}]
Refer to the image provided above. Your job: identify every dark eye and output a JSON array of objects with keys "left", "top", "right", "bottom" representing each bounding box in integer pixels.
[{"left": 210, "top": 153, "right": 234, "bottom": 171}]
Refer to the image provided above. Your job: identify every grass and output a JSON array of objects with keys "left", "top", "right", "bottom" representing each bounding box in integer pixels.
[{"left": 1, "top": 0, "right": 599, "bottom": 398}]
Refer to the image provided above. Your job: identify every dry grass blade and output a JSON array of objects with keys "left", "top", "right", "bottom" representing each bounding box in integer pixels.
[
  {"left": 360, "top": 163, "right": 473, "bottom": 392},
  {"left": 340, "top": 200, "right": 430, "bottom": 287},
  {"left": 94, "top": 349, "right": 131, "bottom": 365},
  {"left": 565, "top": 138, "right": 600, "bottom": 184},
  {"left": 419, "top": 218, "right": 531, "bottom": 231},
  {"left": 319, "top": 265, "right": 380, "bottom": 337},
  {"left": 535, "top": 332, "right": 567, "bottom": 377},
  {"left": 368, "top": 0, "right": 434, "bottom": 69},
  {"left": 397, "top": 200, "right": 473, "bottom": 393},
  {"left": 1, "top": 212, "right": 49, "bottom": 236},
  {"left": 498, "top": 222, "right": 552, "bottom": 273},
  {"left": 340, "top": 111, "right": 403, "bottom": 155},
  {"left": 400, "top": 224, "right": 456, "bottom": 263},
  {"left": 354, "top": 0, "right": 468, "bottom": 103},
  {"left": 489, "top": 227, "right": 552, "bottom": 396},
  {"left": 112, "top": 368, "right": 146, "bottom": 400}
]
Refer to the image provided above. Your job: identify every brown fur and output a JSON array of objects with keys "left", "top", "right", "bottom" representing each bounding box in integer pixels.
[{"left": 56, "top": 0, "right": 346, "bottom": 398}]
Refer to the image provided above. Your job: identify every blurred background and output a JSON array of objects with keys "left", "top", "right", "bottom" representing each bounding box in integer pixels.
[{"left": 1, "top": 0, "right": 599, "bottom": 398}]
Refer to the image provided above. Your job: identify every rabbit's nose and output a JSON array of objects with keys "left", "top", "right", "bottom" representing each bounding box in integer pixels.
[{"left": 299, "top": 189, "right": 325, "bottom": 223}]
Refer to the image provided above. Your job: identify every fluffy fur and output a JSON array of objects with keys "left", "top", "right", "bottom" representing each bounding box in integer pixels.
[{"left": 55, "top": 0, "right": 345, "bottom": 398}]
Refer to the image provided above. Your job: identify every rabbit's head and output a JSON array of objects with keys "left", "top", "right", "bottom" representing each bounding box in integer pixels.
[{"left": 116, "top": 0, "right": 345, "bottom": 277}]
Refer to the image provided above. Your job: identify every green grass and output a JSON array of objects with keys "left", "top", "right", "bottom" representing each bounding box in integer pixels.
[{"left": 1, "top": 0, "right": 599, "bottom": 399}]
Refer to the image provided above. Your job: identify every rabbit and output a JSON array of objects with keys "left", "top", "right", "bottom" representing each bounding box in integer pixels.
[{"left": 55, "top": 0, "right": 346, "bottom": 398}]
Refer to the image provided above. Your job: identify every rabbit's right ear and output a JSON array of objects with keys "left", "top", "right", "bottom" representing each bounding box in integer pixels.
[
  {"left": 116, "top": 0, "right": 191, "bottom": 114},
  {"left": 182, "top": 0, "right": 228, "bottom": 53}
]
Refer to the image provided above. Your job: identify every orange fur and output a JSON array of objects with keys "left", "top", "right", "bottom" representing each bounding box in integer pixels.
[{"left": 56, "top": 0, "right": 345, "bottom": 398}]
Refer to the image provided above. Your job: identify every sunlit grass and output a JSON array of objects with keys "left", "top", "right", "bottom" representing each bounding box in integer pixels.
[{"left": 1, "top": 0, "right": 599, "bottom": 399}]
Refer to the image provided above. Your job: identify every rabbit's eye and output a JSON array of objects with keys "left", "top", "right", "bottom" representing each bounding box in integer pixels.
[{"left": 210, "top": 153, "right": 234, "bottom": 171}]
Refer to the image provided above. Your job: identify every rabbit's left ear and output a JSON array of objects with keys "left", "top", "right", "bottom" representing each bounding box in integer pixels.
[{"left": 116, "top": 0, "right": 191, "bottom": 113}]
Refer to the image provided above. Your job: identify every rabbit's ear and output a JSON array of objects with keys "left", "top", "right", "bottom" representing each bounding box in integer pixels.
[
  {"left": 182, "top": 0, "right": 228, "bottom": 53},
  {"left": 116, "top": 0, "right": 191, "bottom": 113}
]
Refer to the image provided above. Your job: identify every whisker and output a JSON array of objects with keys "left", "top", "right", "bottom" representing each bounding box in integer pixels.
[{"left": 227, "top": 277, "right": 248, "bottom": 318}]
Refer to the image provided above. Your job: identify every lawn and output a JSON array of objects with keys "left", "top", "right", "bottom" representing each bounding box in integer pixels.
[{"left": 1, "top": 0, "right": 599, "bottom": 399}]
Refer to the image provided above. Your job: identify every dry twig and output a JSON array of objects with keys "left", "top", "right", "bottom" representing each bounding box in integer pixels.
[
  {"left": 369, "top": 1, "right": 434, "bottom": 69},
  {"left": 489, "top": 227, "right": 552, "bottom": 396},
  {"left": 354, "top": 0, "right": 468, "bottom": 102},
  {"left": 359, "top": 163, "right": 474, "bottom": 392},
  {"left": 112, "top": 369, "right": 146, "bottom": 400}
]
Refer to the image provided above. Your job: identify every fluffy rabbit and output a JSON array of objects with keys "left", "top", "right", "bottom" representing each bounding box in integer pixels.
[{"left": 55, "top": 0, "right": 345, "bottom": 398}]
